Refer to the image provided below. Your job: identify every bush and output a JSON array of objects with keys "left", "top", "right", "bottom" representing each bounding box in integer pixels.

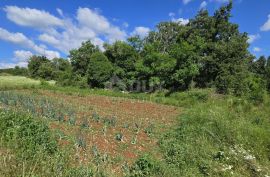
[
  {"left": 0, "top": 109, "right": 58, "bottom": 158},
  {"left": 127, "top": 155, "right": 164, "bottom": 177},
  {"left": 246, "top": 75, "right": 267, "bottom": 104},
  {"left": 169, "top": 89, "right": 210, "bottom": 105}
]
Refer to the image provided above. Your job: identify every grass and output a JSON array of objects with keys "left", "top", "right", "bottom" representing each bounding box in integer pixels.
[
  {"left": 0, "top": 76, "right": 55, "bottom": 90},
  {"left": 158, "top": 96, "right": 270, "bottom": 176},
  {"left": 0, "top": 76, "right": 40, "bottom": 89},
  {"left": 0, "top": 75, "right": 269, "bottom": 176}
]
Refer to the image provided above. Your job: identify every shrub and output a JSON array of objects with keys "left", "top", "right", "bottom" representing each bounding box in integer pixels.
[
  {"left": 246, "top": 75, "right": 267, "bottom": 103},
  {"left": 0, "top": 110, "right": 57, "bottom": 158},
  {"left": 128, "top": 155, "right": 164, "bottom": 177}
]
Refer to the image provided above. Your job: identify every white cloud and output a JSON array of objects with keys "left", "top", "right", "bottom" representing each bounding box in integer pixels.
[
  {"left": 260, "top": 14, "right": 270, "bottom": 31},
  {"left": 183, "top": 0, "right": 193, "bottom": 5},
  {"left": 172, "top": 18, "right": 189, "bottom": 25},
  {"left": 253, "top": 47, "right": 262, "bottom": 52},
  {"left": 26, "top": 7, "right": 127, "bottom": 53},
  {"left": 131, "top": 27, "right": 150, "bottom": 38},
  {"left": 200, "top": 1, "right": 208, "bottom": 10},
  {"left": 14, "top": 50, "right": 33, "bottom": 62},
  {"left": 169, "top": 12, "right": 175, "bottom": 17},
  {"left": 0, "top": 50, "right": 32, "bottom": 69},
  {"left": 4, "top": 6, "right": 63, "bottom": 29},
  {"left": 209, "top": 0, "right": 230, "bottom": 3},
  {"left": 248, "top": 34, "right": 260, "bottom": 44},
  {"left": 77, "top": 7, "right": 126, "bottom": 42},
  {"left": 56, "top": 8, "right": 63, "bottom": 17},
  {"left": 0, "top": 61, "right": 28, "bottom": 69},
  {"left": 123, "top": 22, "right": 129, "bottom": 28},
  {"left": 0, "top": 27, "right": 60, "bottom": 59}
]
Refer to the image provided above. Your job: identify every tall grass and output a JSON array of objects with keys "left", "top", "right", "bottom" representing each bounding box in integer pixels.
[
  {"left": 0, "top": 76, "right": 40, "bottom": 90},
  {"left": 158, "top": 96, "right": 270, "bottom": 176}
]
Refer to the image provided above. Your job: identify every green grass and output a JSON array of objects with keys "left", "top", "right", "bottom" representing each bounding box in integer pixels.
[
  {"left": 0, "top": 76, "right": 40, "bottom": 90},
  {"left": 0, "top": 76, "right": 56, "bottom": 90},
  {"left": 158, "top": 96, "right": 270, "bottom": 176},
  {"left": 36, "top": 84, "right": 212, "bottom": 108}
]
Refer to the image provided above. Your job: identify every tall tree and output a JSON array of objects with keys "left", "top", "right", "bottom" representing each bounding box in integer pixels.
[
  {"left": 87, "top": 52, "right": 113, "bottom": 88},
  {"left": 104, "top": 41, "right": 139, "bottom": 87},
  {"left": 28, "top": 56, "right": 50, "bottom": 78},
  {"left": 69, "top": 40, "right": 99, "bottom": 76}
]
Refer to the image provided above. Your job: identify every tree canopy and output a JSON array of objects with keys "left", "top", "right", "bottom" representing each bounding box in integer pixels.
[{"left": 21, "top": 1, "right": 270, "bottom": 98}]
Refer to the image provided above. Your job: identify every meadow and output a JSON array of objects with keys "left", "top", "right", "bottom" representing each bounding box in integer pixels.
[{"left": 0, "top": 76, "right": 269, "bottom": 176}]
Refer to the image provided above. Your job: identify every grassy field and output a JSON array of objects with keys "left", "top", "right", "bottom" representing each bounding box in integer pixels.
[
  {"left": 0, "top": 76, "right": 56, "bottom": 90},
  {"left": 0, "top": 76, "right": 269, "bottom": 176},
  {"left": 0, "top": 76, "right": 40, "bottom": 89}
]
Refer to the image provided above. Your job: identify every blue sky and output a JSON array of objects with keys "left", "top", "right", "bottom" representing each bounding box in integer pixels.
[{"left": 0, "top": 0, "right": 270, "bottom": 68}]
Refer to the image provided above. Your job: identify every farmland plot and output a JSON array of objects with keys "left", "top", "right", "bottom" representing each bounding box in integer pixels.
[{"left": 0, "top": 89, "right": 180, "bottom": 175}]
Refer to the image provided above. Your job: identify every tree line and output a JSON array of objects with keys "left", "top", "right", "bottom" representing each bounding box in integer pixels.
[{"left": 9, "top": 2, "right": 270, "bottom": 100}]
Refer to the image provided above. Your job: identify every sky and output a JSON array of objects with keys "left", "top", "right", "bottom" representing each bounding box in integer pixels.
[{"left": 0, "top": 0, "right": 270, "bottom": 69}]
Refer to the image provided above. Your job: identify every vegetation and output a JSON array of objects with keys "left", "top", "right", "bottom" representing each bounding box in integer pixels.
[
  {"left": 0, "top": 1, "right": 269, "bottom": 176},
  {"left": 0, "top": 76, "right": 40, "bottom": 90},
  {"left": 8, "top": 1, "right": 265, "bottom": 100}
]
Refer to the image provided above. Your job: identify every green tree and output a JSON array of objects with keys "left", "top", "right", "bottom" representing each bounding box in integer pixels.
[
  {"left": 104, "top": 41, "right": 139, "bottom": 87},
  {"left": 87, "top": 52, "right": 113, "bottom": 88},
  {"left": 37, "top": 62, "right": 55, "bottom": 80},
  {"left": 128, "top": 35, "right": 144, "bottom": 53},
  {"left": 28, "top": 56, "right": 50, "bottom": 78},
  {"left": 136, "top": 45, "right": 177, "bottom": 90},
  {"left": 51, "top": 58, "right": 72, "bottom": 84},
  {"left": 266, "top": 56, "right": 270, "bottom": 92},
  {"left": 250, "top": 56, "right": 267, "bottom": 77},
  {"left": 69, "top": 40, "right": 99, "bottom": 76}
]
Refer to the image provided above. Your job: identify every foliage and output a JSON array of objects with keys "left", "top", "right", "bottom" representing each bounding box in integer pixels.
[
  {"left": 127, "top": 155, "right": 164, "bottom": 177},
  {"left": 87, "top": 52, "right": 113, "bottom": 87},
  {"left": 0, "top": 109, "right": 57, "bottom": 158},
  {"left": 0, "top": 66, "right": 28, "bottom": 76},
  {"left": 15, "top": 1, "right": 268, "bottom": 98},
  {"left": 159, "top": 96, "right": 270, "bottom": 176},
  {"left": 70, "top": 40, "right": 99, "bottom": 76},
  {"left": 28, "top": 55, "right": 51, "bottom": 78}
]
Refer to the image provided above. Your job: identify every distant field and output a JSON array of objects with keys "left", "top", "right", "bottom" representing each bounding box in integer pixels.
[
  {"left": 0, "top": 76, "right": 55, "bottom": 90},
  {"left": 0, "top": 76, "right": 40, "bottom": 88}
]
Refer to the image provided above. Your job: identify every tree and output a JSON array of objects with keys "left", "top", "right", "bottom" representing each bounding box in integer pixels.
[
  {"left": 51, "top": 58, "right": 72, "bottom": 82},
  {"left": 136, "top": 44, "right": 177, "bottom": 90},
  {"left": 169, "top": 41, "right": 200, "bottom": 90},
  {"left": 128, "top": 35, "right": 145, "bottom": 53},
  {"left": 28, "top": 56, "right": 50, "bottom": 78},
  {"left": 69, "top": 40, "right": 99, "bottom": 76},
  {"left": 37, "top": 62, "right": 55, "bottom": 80},
  {"left": 104, "top": 41, "right": 139, "bottom": 87},
  {"left": 87, "top": 52, "right": 113, "bottom": 88},
  {"left": 266, "top": 56, "right": 270, "bottom": 92},
  {"left": 250, "top": 56, "right": 267, "bottom": 77}
]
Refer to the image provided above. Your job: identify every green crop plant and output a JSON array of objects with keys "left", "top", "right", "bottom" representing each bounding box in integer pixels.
[
  {"left": 92, "top": 112, "right": 100, "bottom": 122},
  {"left": 76, "top": 134, "right": 87, "bottom": 149},
  {"left": 115, "top": 133, "right": 123, "bottom": 141},
  {"left": 103, "top": 116, "right": 117, "bottom": 127},
  {"left": 81, "top": 117, "right": 90, "bottom": 129},
  {"left": 68, "top": 115, "right": 77, "bottom": 125},
  {"left": 144, "top": 124, "right": 155, "bottom": 136}
]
